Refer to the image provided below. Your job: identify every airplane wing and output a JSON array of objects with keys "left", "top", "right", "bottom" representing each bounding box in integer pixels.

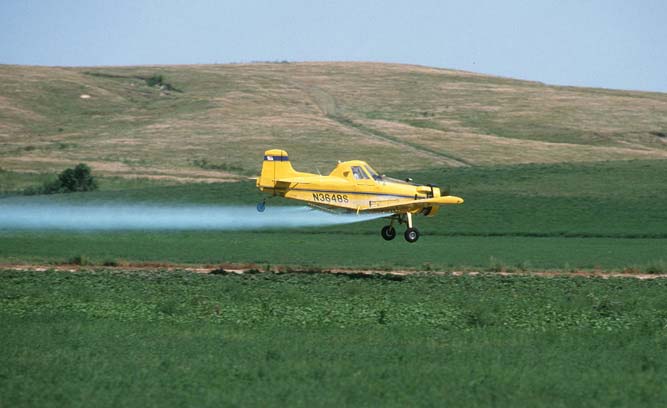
[
  {"left": 361, "top": 195, "right": 464, "bottom": 213},
  {"left": 274, "top": 176, "right": 349, "bottom": 187}
]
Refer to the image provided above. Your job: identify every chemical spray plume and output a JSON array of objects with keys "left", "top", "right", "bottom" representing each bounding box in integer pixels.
[{"left": 0, "top": 203, "right": 388, "bottom": 231}]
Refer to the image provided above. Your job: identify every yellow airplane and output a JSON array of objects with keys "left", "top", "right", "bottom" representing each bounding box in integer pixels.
[{"left": 256, "top": 149, "right": 463, "bottom": 243}]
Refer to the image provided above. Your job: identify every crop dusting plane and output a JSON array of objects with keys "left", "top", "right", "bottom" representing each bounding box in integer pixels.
[{"left": 256, "top": 149, "right": 463, "bottom": 243}]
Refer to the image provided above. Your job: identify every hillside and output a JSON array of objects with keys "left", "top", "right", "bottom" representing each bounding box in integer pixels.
[{"left": 1, "top": 62, "right": 666, "bottom": 182}]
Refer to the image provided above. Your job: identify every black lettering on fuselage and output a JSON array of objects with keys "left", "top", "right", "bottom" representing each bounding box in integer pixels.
[{"left": 312, "top": 193, "right": 349, "bottom": 204}]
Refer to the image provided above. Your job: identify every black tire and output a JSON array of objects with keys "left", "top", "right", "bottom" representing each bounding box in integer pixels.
[
  {"left": 381, "top": 225, "right": 396, "bottom": 241},
  {"left": 404, "top": 227, "right": 420, "bottom": 243}
]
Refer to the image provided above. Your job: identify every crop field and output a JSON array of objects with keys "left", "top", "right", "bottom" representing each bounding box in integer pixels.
[
  {"left": 1, "top": 159, "right": 665, "bottom": 272},
  {"left": 2, "top": 161, "right": 666, "bottom": 406},
  {"left": 2, "top": 269, "right": 667, "bottom": 407}
]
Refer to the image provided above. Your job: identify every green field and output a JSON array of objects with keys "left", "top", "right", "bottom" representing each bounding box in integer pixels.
[
  {"left": 1, "top": 160, "right": 665, "bottom": 272},
  {"left": 2, "top": 269, "right": 666, "bottom": 407}
]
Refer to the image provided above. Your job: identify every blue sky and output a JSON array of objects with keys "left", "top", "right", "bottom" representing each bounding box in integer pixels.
[{"left": 1, "top": 0, "right": 665, "bottom": 92}]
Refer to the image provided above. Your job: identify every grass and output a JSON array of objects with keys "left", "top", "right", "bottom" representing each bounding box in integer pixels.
[
  {"left": 1, "top": 62, "right": 666, "bottom": 181},
  {"left": 1, "top": 269, "right": 666, "bottom": 407},
  {"left": 0, "top": 171, "right": 191, "bottom": 198},
  {"left": 2, "top": 231, "right": 666, "bottom": 271},
  {"left": 416, "top": 159, "right": 667, "bottom": 237},
  {"left": 0, "top": 170, "right": 53, "bottom": 195},
  {"left": 1, "top": 160, "right": 666, "bottom": 270}
]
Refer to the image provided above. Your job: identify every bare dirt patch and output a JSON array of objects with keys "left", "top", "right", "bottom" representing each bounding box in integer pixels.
[{"left": 2, "top": 263, "right": 664, "bottom": 280}]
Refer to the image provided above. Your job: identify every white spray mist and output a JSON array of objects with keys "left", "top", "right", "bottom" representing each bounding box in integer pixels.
[{"left": 0, "top": 203, "right": 388, "bottom": 231}]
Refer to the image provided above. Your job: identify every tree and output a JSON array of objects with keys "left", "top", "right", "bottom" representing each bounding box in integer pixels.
[
  {"left": 30, "top": 163, "right": 99, "bottom": 194},
  {"left": 56, "top": 163, "right": 97, "bottom": 192}
]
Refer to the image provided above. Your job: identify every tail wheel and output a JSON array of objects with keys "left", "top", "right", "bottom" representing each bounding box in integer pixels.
[
  {"left": 404, "top": 227, "right": 420, "bottom": 243},
  {"left": 257, "top": 201, "right": 266, "bottom": 212},
  {"left": 381, "top": 225, "right": 396, "bottom": 241}
]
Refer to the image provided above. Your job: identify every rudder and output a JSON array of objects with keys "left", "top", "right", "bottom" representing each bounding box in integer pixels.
[{"left": 257, "top": 149, "right": 298, "bottom": 189}]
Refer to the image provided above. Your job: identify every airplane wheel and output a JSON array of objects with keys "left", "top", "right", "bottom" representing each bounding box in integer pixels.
[
  {"left": 404, "top": 227, "right": 420, "bottom": 243},
  {"left": 256, "top": 201, "right": 266, "bottom": 212},
  {"left": 381, "top": 225, "right": 396, "bottom": 241}
]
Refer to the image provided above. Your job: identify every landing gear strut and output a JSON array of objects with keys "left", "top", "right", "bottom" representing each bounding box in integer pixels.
[
  {"left": 404, "top": 212, "right": 420, "bottom": 243},
  {"left": 380, "top": 213, "right": 420, "bottom": 243}
]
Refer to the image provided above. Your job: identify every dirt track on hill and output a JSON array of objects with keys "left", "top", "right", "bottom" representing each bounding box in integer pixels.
[{"left": 1, "top": 263, "right": 665, "bottom": 280}]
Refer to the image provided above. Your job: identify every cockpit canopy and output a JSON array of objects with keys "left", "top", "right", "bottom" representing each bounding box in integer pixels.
[
  {"left": 363, "top": 165, "right": 382, "bottom": 181},
  {"left": 350, "top": 166, "right": 367, "bottom": 180},
  {"left": 328, "top": 160, "right": 387, "bottom": 183},
  {"left": 329, "top": 160, "right": 423, "bottom": 187},
  {"left": 349, "top": 164, "right": 382, "bottom": 181}
]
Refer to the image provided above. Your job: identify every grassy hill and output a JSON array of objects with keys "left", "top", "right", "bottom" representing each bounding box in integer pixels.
[{"left": 1, "top": 62, "right": 666, "bottom": 184}]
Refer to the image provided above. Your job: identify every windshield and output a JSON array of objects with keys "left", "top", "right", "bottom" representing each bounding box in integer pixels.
[
  {"left": 351, "top": 166, "right": 369, "bottom": 180},
  {"left": 364, "top": 165, "right": 382, "bottom": 181}
]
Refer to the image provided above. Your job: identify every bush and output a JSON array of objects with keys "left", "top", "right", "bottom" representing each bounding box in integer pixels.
[
  {"left": 25, "top": 163, "right": 98, "bottom": 195},
  {"left": 54, "top": 163, "right": 97, "bottom": 192},
  {"left": 145, "top": 74, "right": 179, "bottom": 92},
  {"left": 146, "top": 74, "right": 164, "bottom": 87}
]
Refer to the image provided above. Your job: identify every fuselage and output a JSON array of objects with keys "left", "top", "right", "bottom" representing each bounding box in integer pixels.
[{"left": 258, "top": 157, "right": 442, "bottom": 215}]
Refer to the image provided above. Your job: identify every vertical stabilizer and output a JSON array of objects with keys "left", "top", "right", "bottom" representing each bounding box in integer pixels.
[{"left": 257, "top": 149, "right": 298, "bottom": 188}]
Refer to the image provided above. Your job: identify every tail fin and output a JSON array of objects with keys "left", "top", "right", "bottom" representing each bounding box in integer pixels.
[{"left": 257, "top": 149, "right": 298, "bottom": 189}]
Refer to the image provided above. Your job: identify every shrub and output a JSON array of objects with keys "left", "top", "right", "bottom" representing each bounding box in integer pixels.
[
  {"left": 53, "top": 163, "right": 98, "bottom": 192},
  {"left": 145, "top": 74, "right": 180, "bottom": 92},
  {"left": 146, "top": 74, "right": 164, "bottom": 87},
  {"left": 25, "top": 163, "right": 98, "bottom": 195}
]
